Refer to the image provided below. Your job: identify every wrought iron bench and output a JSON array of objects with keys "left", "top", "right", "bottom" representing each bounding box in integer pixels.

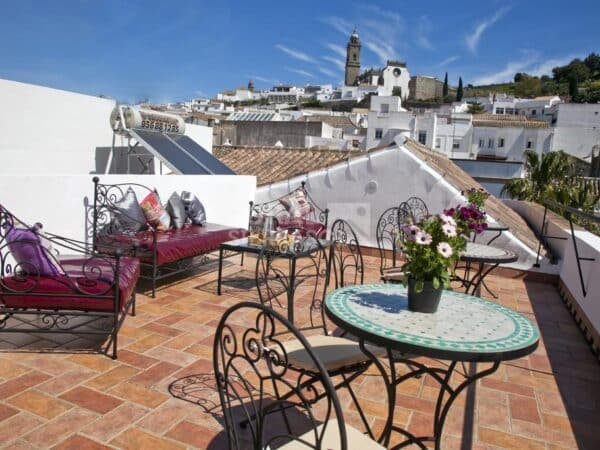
[
  {"left": 0, "top": 205, "right": 137, "bottom": 359},
  {"left": 91, "top": 177, "right": 248, "bottom": 297},
  {"left": 248, "top": 181, "right": 329, "bottom": 238}
]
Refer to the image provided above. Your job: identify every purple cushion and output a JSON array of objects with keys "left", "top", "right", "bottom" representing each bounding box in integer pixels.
[{"left": 6, "top": 226, "right": 61, "bottom": 276}]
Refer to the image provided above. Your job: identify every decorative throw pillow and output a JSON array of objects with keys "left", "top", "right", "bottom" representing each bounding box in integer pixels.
[
  {"left": 181, "top": 191, "right": 207, "bottom": 226},
  {"left": 165, "top": 191, "right": 187, "bottom": 229},
  {"left": 279, "top": 190, "right": 312, "bottom": 219},
  {"left": 112, "top": 187, "right": 146, "bottom": 234},
  {"left": 6, "top": 224, "right": 63, "bottom": 276},
  {"left": 140, "top": 190, "right": 171, "bottom": 231}
]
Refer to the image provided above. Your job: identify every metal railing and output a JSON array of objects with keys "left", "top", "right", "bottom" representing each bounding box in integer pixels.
[{"left": 535, "top": 200, "right": 599, "bottom": 297}]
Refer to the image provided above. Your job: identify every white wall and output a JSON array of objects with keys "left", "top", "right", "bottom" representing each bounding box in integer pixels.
[
  {"left": 552, "top": 127, "right": 600, "bottom": 159},
  {"left": 472, "top": 126, "right": 553, "bottom": 161},
  {"left": 0, "top": 78, "right": 215, "bottom": 174},
  {"left": 255, "top": 138, "right": 543, "bottom": 268},
  {"left": 0, "top": 175, "right": 255, "bottom": 243}
]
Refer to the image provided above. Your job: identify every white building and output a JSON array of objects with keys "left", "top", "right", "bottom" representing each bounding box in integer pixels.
[
  {"left": 365, "top": 96, "right": 414, "bottom": 149},
  {"left": 548, "top": 103, "right": 600, "bottom": 160}
]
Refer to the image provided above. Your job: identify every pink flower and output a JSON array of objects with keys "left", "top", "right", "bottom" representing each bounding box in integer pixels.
[
  {"left": 437, "top": 242, "right": 453, "bottom": 258},
  {"left": 415, "top": 231, "right": 432, "bottom": 245},
  {"left": 440, "top": 214, "right": 456, "bottom": 227},
  {"left": 442, "top": 223, "right": 457, "bottom": 237},
  {"left": 402, "top": 224, "right": 420, "bottom": 241}
]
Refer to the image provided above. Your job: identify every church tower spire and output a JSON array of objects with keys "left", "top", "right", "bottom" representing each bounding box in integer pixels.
[{"left": 345, "top": 28, "right": 361, "bottom": 86}]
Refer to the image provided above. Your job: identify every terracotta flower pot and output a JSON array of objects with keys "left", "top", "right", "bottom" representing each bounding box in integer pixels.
[{"left": 407, "top": 278, "right": 442, "bottom": 313}]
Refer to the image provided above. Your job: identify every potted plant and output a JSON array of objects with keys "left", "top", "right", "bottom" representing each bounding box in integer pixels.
[{"left": 400, "top": 214, "right": 463, "bottom": 313}]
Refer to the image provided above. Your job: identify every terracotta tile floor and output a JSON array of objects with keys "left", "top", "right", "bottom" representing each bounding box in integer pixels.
[{"left": 0, "top": 254, "right": 598, "bottom": 449}]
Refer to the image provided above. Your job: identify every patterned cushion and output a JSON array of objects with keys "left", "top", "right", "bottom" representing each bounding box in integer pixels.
[
  {"left": 140, "top": 191, "right": 170, "bottom": 231},
  {"left": 279, "top": 190, "right": 312, "bottom": 219},
  {"left": 165, "top": 192, "right": 187, "bottom": 230},
  {"left": 112, "top": 187, "right": 146, "bottom": 234},
  {"left": 5, "top": 225, "right": 62, "bottom": 276},
  {"left": 181, "top": 191, "right": 207, "bottom": 226}
]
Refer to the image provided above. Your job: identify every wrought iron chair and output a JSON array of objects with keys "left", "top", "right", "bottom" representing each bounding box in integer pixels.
[
  {"left": 253, "top": 230, "right": 385, "bottom": 440},
  {"left": 402, "top": 196, "right": 429, "bottom": 222},
  {"left": 376, "top": 207, "right": 411, "bottom": 283},
  {"left": 0, "top": 205, "right": 138, "bottom": 359},
  {"left": 329, "top": 219, "right": 364, "bottom": 289},
  {"left": 213, "top": 301, "right": 384, "bottom": 450}
]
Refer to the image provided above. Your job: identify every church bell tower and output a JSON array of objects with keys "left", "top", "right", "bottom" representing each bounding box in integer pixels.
[{"left": 345, "top": 29, "right": 361, "bottom": 86}]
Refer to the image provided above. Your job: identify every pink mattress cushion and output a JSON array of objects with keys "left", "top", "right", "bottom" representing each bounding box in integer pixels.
[{"left": 0, "top": 256, "right": 140, "bottom": 312}]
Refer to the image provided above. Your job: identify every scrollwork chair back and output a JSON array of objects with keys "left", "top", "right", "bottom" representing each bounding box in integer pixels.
[
  {"left": 213, "top": 302, "right": 348, "bottom": 450},
  {"left": 329, "top": 219, "right": 364, "bottom": 289}
]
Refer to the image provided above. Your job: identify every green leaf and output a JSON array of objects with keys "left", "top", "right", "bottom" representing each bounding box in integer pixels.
[
  {"left": 432, "top": 277, "right": 440, "bottom": 289},
  {"left": 415, "top": 279, "right": 424, "bottom": 293}
]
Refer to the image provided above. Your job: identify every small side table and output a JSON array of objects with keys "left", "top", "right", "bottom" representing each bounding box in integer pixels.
[
  {"left": 460, "top": 242, "right": 518, "bottom": 297},
  {"left": 473, "top": 222, "right": 509, "bottom": 245}
]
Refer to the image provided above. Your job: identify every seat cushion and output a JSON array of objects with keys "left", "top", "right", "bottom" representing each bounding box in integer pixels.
[
  {"left": 99, "top": 223, "right": 248, "bottom": 265},
  {"left": 0, "top": 256, "right": 140, "bottom": 312},
  {"left": 281, "top": 335, "right": 385, "bottom": 373},
  {"left": 279, "top": 419, "right": 385, "bottom": 450},
  {"left": 276, "top": 218, "right": 326, "bottom": 239}
]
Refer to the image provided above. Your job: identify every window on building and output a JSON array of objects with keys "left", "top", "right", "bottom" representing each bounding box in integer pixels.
[
  {"left": 505, "top": 108, "right": 514, "bottom": 115},
  {"left": 498, "top": 137, "right": 505, "bottom": 148},
  {"left": 531, "top": 109, "right": 537, "bottom": 116},
  {"left": 526, "top": 139, "right": 534, "bottom": 149},
  {"left": 479, "top": 138, "right": 485, "bottom": 148},
  {"left": 488, "top": 138, "right": 494, "bottom": 148},
  {"left": 435, "top": 138, "right": 441, "bottom": 149},
  {"left": 418, "top": 131, "right": 427, "bottom": 145},
  {"left": 495, "top": 107, "right": 505, "bottom": 114},
  {"left": 375, "top": 128, "right": 383, "bottom": 139},
  {"left": 380, "top": 103, "right": 389, "bottom": 113},
  {"left": 452, "top": 140, "right": 460, "bottom": 149}
]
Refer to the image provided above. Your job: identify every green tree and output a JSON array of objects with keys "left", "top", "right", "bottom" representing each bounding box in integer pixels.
[
  {"left": 569, "top": 77, "right": 579, "bottom": 100},
  {"left": 302, "top": 97, "right": 322, "bottom": 108},
  {"left": 584, "top": 52, "right": 600, "bottom": 73},
  {"left": 501, "top": 150, "right": 571, "bottom": 202},
  {"left": 467, "top": 102, "right": 485, "bottom": 114},
  {"left": 456, "top": 77, "right": 463, "bottom": 101},
  {"left": 443, "top": 72, "right": 448, "bottom": 97}
]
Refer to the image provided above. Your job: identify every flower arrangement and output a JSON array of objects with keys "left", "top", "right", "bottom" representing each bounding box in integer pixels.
[
  {"left": 401, "top": 214, "right": 464, "bottom": 293},
  {"left": 444, "top": 188, "right": 490, "bottom": 237}
]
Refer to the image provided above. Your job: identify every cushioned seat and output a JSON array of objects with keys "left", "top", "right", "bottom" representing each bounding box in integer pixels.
[
  {"left": 381, "top": 267, "right": 405, "bottom": 283},
  {"left": 1, "top": 256, "right": 140, "bottom": 312},
  {"left": 281, "top": 335, "right": 386, "bottom": 373},
  {"left": 277, "top": 218, "right": 327, "bottom": 239},
  {"left": 278, "top": 419, "right": 385, "bottom": 450},
  {"left": 99, "top": 223, "right": 248, "bottom": 265}
]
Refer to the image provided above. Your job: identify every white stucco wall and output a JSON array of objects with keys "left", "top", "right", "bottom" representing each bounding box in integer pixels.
[
  {"left": 255, "top": 138, "right": 543, "bottom": 268},
  {"left": 0, "top": 175, "right": 255, "bottom": 243},
  {"left": 0, "top": 78, "right": 214, "bottom": 174}
]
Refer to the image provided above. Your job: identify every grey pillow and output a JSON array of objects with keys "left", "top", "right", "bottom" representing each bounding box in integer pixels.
[
  {"left": 181, "top": 191, "right": 206, "bottom": 225},
  {"left": 166, "top": 191, "right": 187, "bottom": 229},
  {"left": 112, "top": 187, "right": 146, "bottom": 234}
]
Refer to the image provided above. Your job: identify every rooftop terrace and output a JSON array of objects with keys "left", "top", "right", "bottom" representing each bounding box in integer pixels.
[{"left": 0, "top": 253, "right": 597, "bottom": 449}]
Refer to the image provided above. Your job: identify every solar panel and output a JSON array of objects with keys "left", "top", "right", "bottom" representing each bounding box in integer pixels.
[
  {"left": 130, "top": 129, "right": 234, "bottom": 175},
  {"left": 166, "top": 134, "right": 235, "bottom": 175}
]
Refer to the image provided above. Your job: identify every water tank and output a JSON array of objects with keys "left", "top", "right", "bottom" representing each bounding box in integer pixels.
[{"left": 110, "top": 106, "right": 185, "bottom": 136}]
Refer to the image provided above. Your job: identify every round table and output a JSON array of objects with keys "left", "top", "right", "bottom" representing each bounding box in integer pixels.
[
  {"left": 324, "top": 283, "right": 539, "bottom": 449},
  {"left": 473, "top": 221, "right": 509, "bottom": 245},
  {"left": 459, "top": 242, "right": 518, "bottom": 296}
]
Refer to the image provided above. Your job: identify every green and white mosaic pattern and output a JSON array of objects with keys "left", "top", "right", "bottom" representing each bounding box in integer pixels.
[{"left": 325, "top": 284, "right": 539, "bottom": 354}]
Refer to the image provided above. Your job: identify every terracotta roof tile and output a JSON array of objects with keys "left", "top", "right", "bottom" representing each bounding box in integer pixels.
[
  {"left": 213, "top": 146, "right": 363, "bottom": 186},
  {"left": 296, "top": 115, "right": 357, "bottom": 128},
  {"left": 472, "top": 113, "right": 549, "bottom": 129}
]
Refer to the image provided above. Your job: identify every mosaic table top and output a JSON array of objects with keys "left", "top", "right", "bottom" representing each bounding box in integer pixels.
[
  {"left": 461, "top": 242, "right": 518, "bottom": 263},
  {"left": 325, "top": 283, "right": 539, "bottom": 361}
]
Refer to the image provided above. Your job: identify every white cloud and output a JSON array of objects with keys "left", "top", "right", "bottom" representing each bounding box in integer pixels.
[
  {"left": 325, "top": 43, "right": 346, "bottom": 58},
  {"left": 465, "top": 7, "right": 510, "bottom": 53},
  {"left": 364, "top": 41, "right": 396, "bottom": 65},
  {"left": 472, "top": 55, "right": 534, "bottom": 85},
  {"left": 436, "top": 56, "right": 459, "bottom": 67},
  {"left": 318, "top": 16, "right": 352, "bottom": 35},
  {"left": 529, "top": 56, "right": 576, "bottom": 77},
  {"left": 275, "top": 44, "right": 316, "bottom": 63},
  {"left": 285, "top": 67, "right": 314, "bottom": 78},
  {"left": 250, "top": 75, "right": 278, "bottom": 84},
  {"left": 318, "top": 67, "right": 337, "bottom": 78},
  {"left": 416, "top": 16, "right": 433, "bottom": 50},
  {"left": 322, "top": 56, "right": 345, "bottom": 71}
]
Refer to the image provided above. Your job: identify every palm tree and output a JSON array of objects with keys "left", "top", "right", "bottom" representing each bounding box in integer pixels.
[{"left": 501, "top": 150, "right": 571, "bottom": 202}]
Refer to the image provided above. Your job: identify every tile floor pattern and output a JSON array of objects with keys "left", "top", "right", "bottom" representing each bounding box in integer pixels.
[{"left": 0, "top": 254, "right": 598, "bottom": 449}]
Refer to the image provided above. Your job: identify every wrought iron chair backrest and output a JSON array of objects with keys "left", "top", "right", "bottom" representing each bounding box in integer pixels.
[
  {"left": 248, "top": 181, "right": 329, "bottom": 233},
  {"left": 213, "top": 301, "right": 348, "bottom": 450},
  {"left": 255, "top": 228, "right": 329, "bottom": 335},
  {"left": 376, "top": 207, "right": 410, "bottom": 275},
  {"left": 329, "top": 219, "right": 364, "bottom": 289},
  {"left": 0, "top": 204, "right": 118, "bottom": 298},
  {"left": 402, "top": 196, "right": 429, "bottom": 223}
]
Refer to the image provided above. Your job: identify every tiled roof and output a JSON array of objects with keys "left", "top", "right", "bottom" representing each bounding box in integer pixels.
[
  {"left": 227, "top": 111, "right": 278, "bottom": 121},
  {"left": 213, "top": 146, "right": 363, "bottom": 186},
  {"left": 472, "top": 113, "right": 549, "bottom": 129},
  {"left": 296, "top": 115, "right": 357, "bottom": 128},
  {"left": 403, "top": 139, "right": 544, "bottom": 254}
]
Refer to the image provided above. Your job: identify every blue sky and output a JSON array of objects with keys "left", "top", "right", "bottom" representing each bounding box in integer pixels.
[{"left": 1, "top": 0, "right": 598, "bottom": 103}]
